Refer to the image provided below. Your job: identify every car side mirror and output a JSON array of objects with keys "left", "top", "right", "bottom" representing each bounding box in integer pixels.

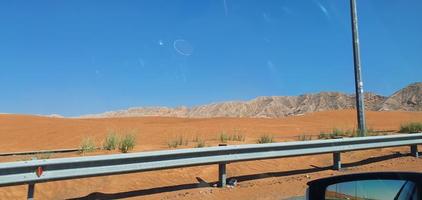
[{"left": 306, "top": 172, "right": 422, "bottom": 200}]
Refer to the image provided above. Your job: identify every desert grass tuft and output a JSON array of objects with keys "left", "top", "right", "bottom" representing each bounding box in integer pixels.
[
  {"left": 103, "top": 132, "right": 119, "bottom": 150},
  {"left": 257, "top": 134, "right": 274, "bottom": 144},
  {"left": 168, "top": 135, "right": 189, "bottom": 148},
  {"left": 318, "top": 128, "right": 379, "bottom": 139},
  {"left": 196, "top": 139, "right": 206, "bottom": 148},
  {"left": 119, "top": 134, "right": 136, "bottom": 153},
  {"left": 219, "top": 131, "right": 246, "bottom": 143},
  {"left": 399, "top": 122, "right": 422, "bottom": 133},
  {"left": 298, "top": 134, "right": 312, "bottom": 141},
  {"left": 79, "top": 137, "right": 97, "bottom": 154}
]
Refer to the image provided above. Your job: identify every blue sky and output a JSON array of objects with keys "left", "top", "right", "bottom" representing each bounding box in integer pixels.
[{"left": 0, "top": 0, "right": 421, "bottom": 116}]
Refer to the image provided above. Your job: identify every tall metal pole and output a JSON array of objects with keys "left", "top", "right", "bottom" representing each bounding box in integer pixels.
[{"left": 350, "top": 0, "right": 366, "bottom": 136}]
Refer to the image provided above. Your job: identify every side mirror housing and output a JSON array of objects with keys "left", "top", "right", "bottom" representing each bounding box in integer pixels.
[{"left": 306, "top": 172, "right": 422, "bottom": 200}]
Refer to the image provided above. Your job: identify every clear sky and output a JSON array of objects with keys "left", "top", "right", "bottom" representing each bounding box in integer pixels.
[{"left": 0, "top": 0, "right": 421, "bottom": 116}]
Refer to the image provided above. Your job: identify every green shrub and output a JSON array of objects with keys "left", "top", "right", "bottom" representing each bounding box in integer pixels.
[
  {"left": 399, "top": 122, "right": 422, "bottom": 133},
  {"left": 167, "top": 140, "right": 179, "bottom": 148},
  {"left": 318, "top": 132, "right": 329, "bottom": 139},
  {"left": 196, "top": 139, "right": 206, "bottom": 148},
  {"left": 354, "top": 128, "right": 377, "bottom": 136},
  {"left": 79, "top": 137, "right": 96, "bottom": 154},
  {"left": 318, "top": 129, "right": 346, "bottom": 139},
  {"left": 103, "top": 132, "right": 119, "bottom": 150},
  {"left": 364, "top": 128, "right": 382, "bottom": 136},
  {"left": 257, "top": 135, "right": 274, "bottom": 144},
  {"left": 298, "top": 134, "right": 312, "bottom": 141},
  {"left": 366, "top": 128, "right": 375, "bottom": 134},
  {"left": 219, "top": 132, "right": 229, "bottom": 143},
  {"left": 168, "top": 135, "right": 188, "bottom": 148},
  {"left": 232, "top": 133, "right": 245, "bottom": 141},
  {"left": 219, "top": 132, "right": 245, "bottom": 143},
  {"left": 119, "top": 134, "right": 136, "bottom": 153},
  {"left": 331, "top": 128, "right": 347, "bottom": 138},
  {"left": 318, "top": 128, "right": 380, "bottom": 139}
]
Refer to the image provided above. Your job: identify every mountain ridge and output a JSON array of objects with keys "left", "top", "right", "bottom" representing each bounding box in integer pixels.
[{"left": 79, "top": 82, "right": 421, "bottom": 118}]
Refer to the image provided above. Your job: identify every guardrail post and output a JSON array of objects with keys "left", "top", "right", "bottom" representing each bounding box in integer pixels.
[
  {"left": 218, "top": 144, "right": 227, "bottom": 187},
  {"left": 27, "top": 183, "right": 35, "bottom": 200},
  {"left": 333, "top": 152, "right": 341, "bottom": 170},
  {"left": 218, "top": 162, "right": 227, "bottom": 187},
  {"left": 411, "top": 145, "right": 419, "bottom": 158}
]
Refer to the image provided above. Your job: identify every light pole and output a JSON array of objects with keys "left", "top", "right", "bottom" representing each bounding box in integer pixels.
[{"left": 350, "top": 0, "right": 366, "bottom": 136}]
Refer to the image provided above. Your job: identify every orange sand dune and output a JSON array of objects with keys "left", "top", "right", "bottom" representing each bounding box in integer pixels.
[
  {"left": 0, "top": 110, "right": 421, "bottom": 199},
  {"left": 0, "top": 110, "right": 421, "bottom": 152}
]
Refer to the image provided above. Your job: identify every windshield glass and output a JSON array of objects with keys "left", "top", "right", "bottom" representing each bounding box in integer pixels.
[{"left": 0, "top": 1, "right": 421, "bottom": 199}]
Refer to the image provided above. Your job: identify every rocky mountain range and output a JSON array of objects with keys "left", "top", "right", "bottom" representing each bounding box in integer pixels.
[{"left": 80, "top": 82, "right": 421, "bottom": 118}]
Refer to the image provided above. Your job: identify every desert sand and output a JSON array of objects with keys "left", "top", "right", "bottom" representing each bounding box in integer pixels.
[{"left": 0, "top": 109, "right": 421, "bottom": 199}]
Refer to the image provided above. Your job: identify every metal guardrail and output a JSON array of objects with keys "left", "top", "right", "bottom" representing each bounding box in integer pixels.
[
  {"left": 0, "top": 133, "right": 421, "bottom": 199},
  {"left": 0, "top": 148, "right": 80, "bottom": 157}
]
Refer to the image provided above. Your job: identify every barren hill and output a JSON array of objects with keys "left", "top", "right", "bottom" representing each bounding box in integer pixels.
[
  {"left": 380, "top": 82, "right": 422, "bottom": 111},
  {"left": 80, "top": 82, "right": 421, "bottom": 118}
]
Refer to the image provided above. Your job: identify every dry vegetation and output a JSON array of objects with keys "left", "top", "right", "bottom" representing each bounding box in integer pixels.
[
  {"left": 79, "top": 137, "right": 97, "bottom": 154},
  {"left": 219, "top": 131, "right": 246, "bottom": 143},
  {"left": 79, "top": 130, "right": 137, "bottom": 154},
  {"left": 317, "top": 128, "right": 385, "bottom": 139},
  {"left": 399, "top": 122, "right": 422, "bottom": 133},
  {"left": 167, "top": 135, "right": 189, "bottom": 148},
  {"left": 257, "top": 135, "right": 274, "bottom": 144}
]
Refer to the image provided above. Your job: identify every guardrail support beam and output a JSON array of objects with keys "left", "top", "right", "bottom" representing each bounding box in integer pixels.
[
  {"left": 218, "top": 163, "right": 227, "bottom": 187},
  {"left": 27, "top": 183, "right": 35, "bottom": 200},
  {"left": 333, "top": 152, "right": 341, "bottom": 170},
  {"left": 411, "top": 145, "right": 419, "bottom": 158}
]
